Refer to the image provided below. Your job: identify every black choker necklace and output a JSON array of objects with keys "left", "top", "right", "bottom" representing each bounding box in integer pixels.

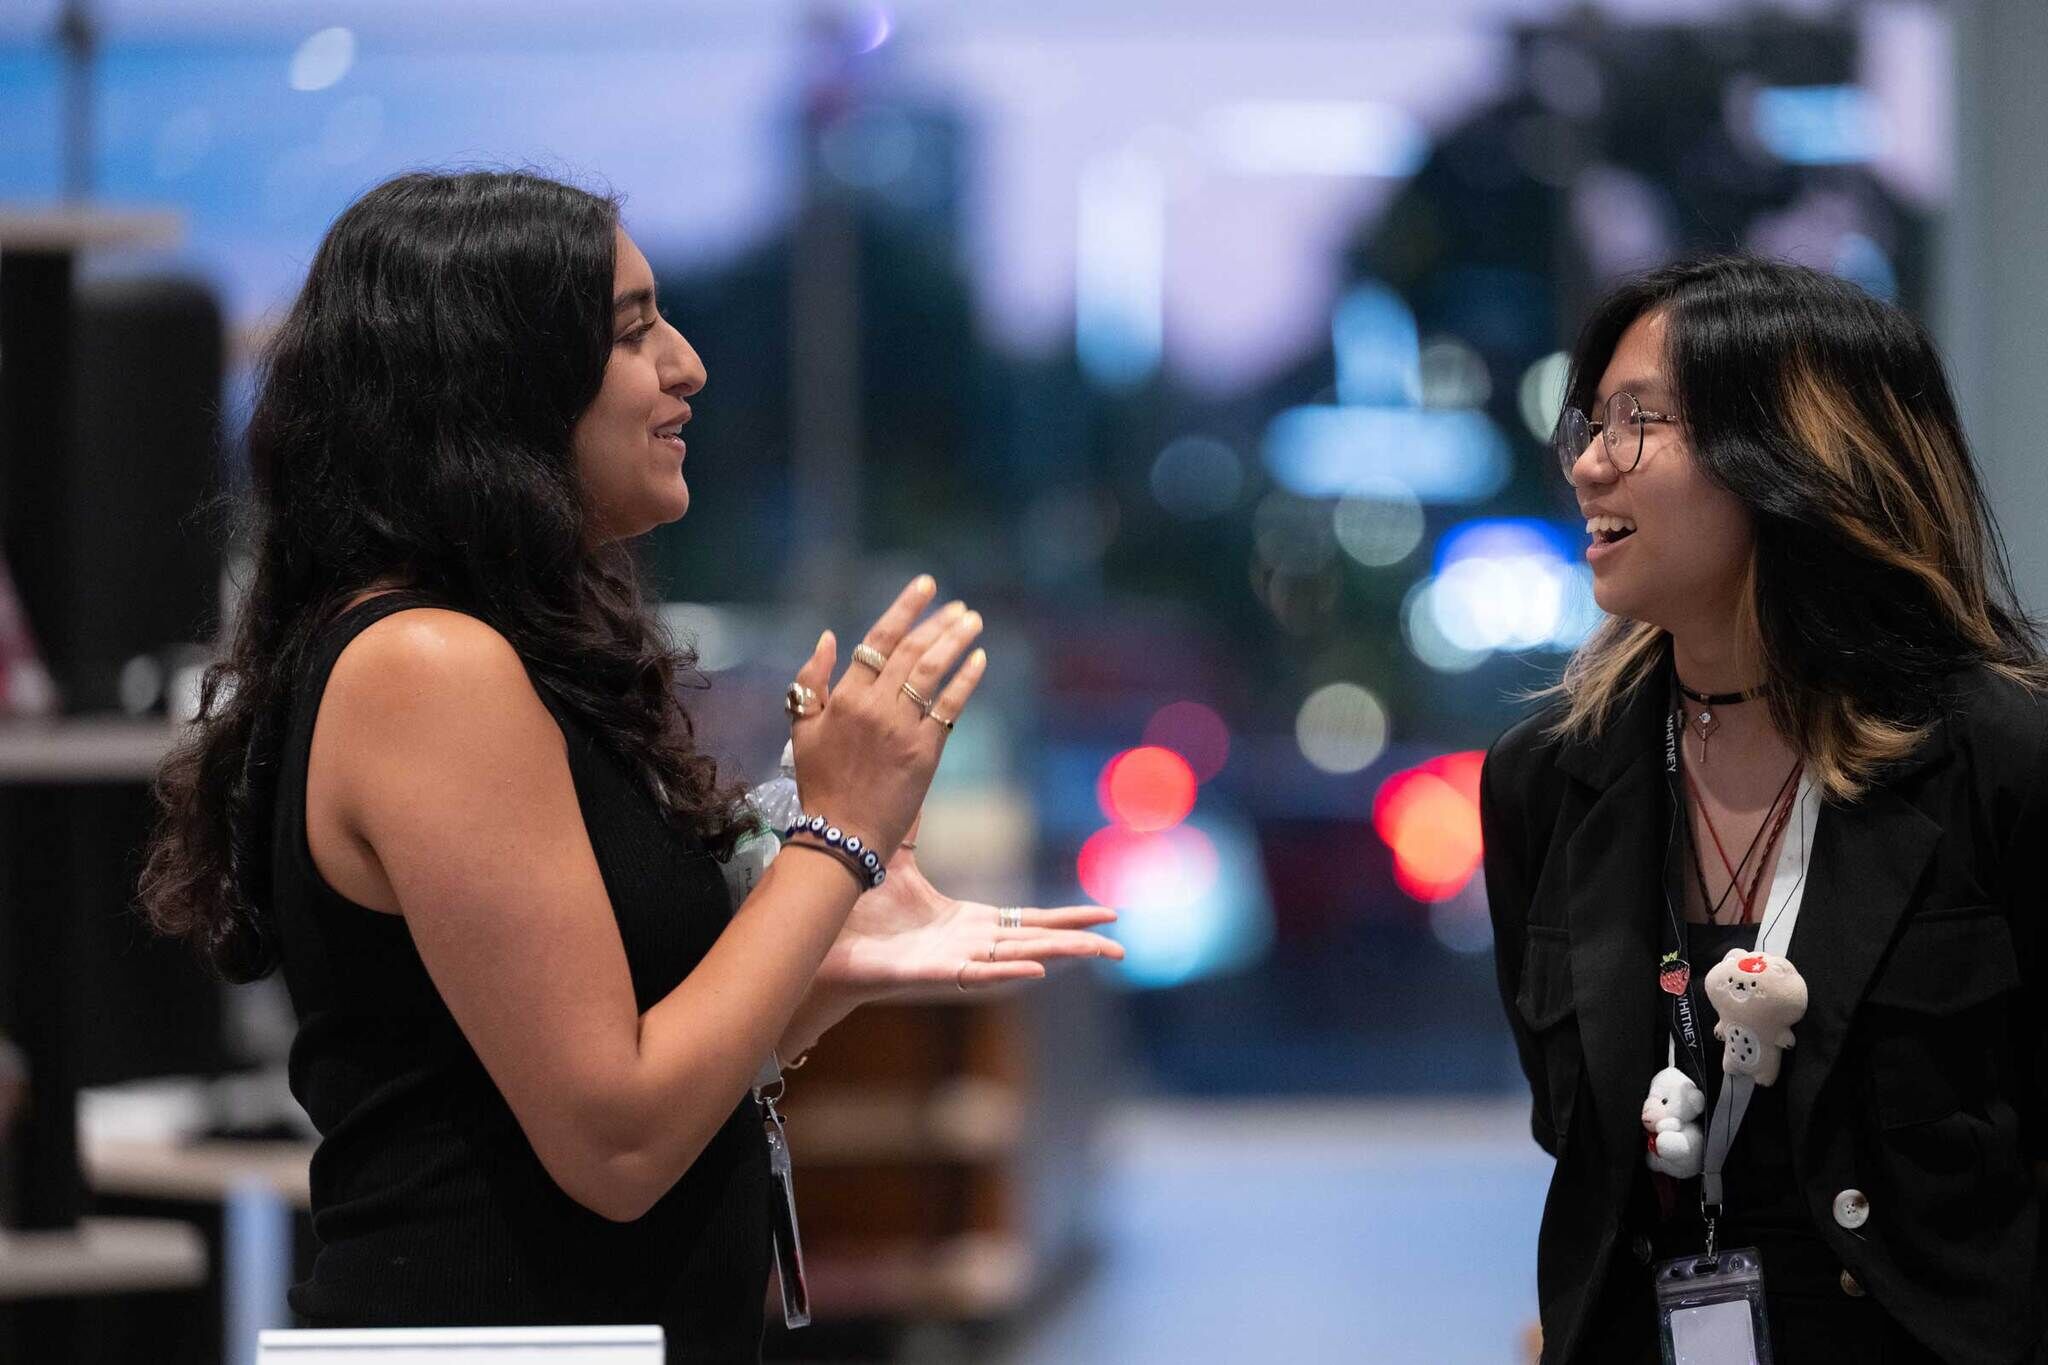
[
  {"left": 1677, "top": 680, "right": 1764, "bottom": 707},
  {"left": 1676, "top": 679, "right": 1764, "bottom": 762}
]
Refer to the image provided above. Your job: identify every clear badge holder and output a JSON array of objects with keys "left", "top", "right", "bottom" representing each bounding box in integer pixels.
[
  {"left": 760, "top": 1082, "right": 811, "bottom": 1329},
  {"left": 1655, "top": 1246, "right": 1771, "bottom": 1365}
]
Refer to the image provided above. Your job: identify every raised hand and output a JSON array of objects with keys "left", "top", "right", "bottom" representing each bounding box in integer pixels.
[
  {"left": 785, "top": 576, "right": 987, "bottom": 861},
  {"left": 818, "top": 843, "right": 1123, "bottom": 997}
]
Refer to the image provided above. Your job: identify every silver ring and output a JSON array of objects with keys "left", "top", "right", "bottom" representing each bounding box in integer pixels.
[
  {"left": 901, "top": 680, "right": 935, "bottom": 711},
  {"left": 987, "top": 939, "right": 999, "bottom": 962},
  {"left": 998, "top": 906, "right": 1023, "bottom": 930},
  {"left": 784, "top": 682, "right": 819, "bottom": 719},
  {"left": 853, "top": 643, "right": 889, "bottom": 673},
  {"left": 955, "top": 961, "right": 971, "bottom": 992}
]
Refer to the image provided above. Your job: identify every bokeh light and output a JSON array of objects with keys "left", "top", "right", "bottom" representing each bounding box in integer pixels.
[
  {"left": 1428, "top": 879, "right": 1495, "bottom": 954},
  {"left": 1097, "top": 746, "right": 1198, "bottom": 832},
  {"left": 1749, "top": 85, "right": 1883, "bottom": 166},
  {"left": 657, "top": 603, "right": 751, "bottom": 673},
  {"left": 1208, "top": 101, "right": 1430, "bottom": 179},
  {"left": 289, "top": 28, "right": 357, "bottom": 93},
  {"left": 1253, "top": 490, "right": 1339, "bottom": 574},
  {"left": 1263, "top": 406, "right": 1512, "bottom": 503},
  {"left": 1332, "top": 479, "right": 1425, "bottom": 568},
  {"left": 850, "top": 4, "right": 896, "bottom": 54},
  {"left": 1078, "top": 817, "right": 1274, "bottom": 990},
  {"left": 1419, "top": 336, "right": 1491, "bottom": 409},
  {"left": 1143, "top": 701, "right": 1231, "bottom": 783},
  {"left": 1373, "top": 751, "right": 1486, "bottom": 901},
  {"left": 1419, "top": 518, "right": 1584, "bottom": 658},
  {"left": 820, "top": 109, "right": 919, "bottom": 189},
  {"left": 1078, "top": 823, "right": 1219, "bottom": 910},
  {"left": 1518, "top": 350, "right": 1571, "bottom": 444},
  {"left": 1294, "top": 682, "right": 1388, "bottom": 775},
  {"left": 1333, "top": 281, "right": 1420, "bottom": 407},
  {"left": 1401, "top": 577, "right": 1488, "bottom": 674},
  {"left": 1150, "top": 435, "right": 1245, "bottom": 520}
]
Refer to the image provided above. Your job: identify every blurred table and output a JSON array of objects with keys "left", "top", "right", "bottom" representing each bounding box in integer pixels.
[
  {"left": 84, "top": 1137, "right": 312, "bottom": 1210},
  {"left": 0, "top": 1216, "right": 206, "bottom": 1300}
]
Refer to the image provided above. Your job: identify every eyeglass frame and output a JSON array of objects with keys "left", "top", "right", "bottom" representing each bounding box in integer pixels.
[{"left": 1553, "top": 390, "right": 1682, "bottom": 480}]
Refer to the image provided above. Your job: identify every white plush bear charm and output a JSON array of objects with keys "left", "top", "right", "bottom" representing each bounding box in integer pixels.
[
  {"left": 1704, "top": 948, "right": 1808, "bottom": 1087},
  {"left": 1640, "top": 1066, "right": 1706, "bottom": 1178}
]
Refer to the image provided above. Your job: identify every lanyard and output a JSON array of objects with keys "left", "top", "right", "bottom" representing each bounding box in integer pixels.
[{"left": 1658, "top": 699, "right": 1818, "bottom": 1238}]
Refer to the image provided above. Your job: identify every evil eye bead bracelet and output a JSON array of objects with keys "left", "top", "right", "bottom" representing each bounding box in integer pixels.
[{"left": 782, "top": 814, "right": 887, "bottom": 889}]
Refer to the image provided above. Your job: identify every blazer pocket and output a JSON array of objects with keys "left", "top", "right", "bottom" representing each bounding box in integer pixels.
[
  {"left": 1515, "top": 925, "right": 1576, "bottom": 1029},
  {"left": 1515, "top": 928, "right": 1583, "bottom": 1151},
  {"left": 1863, "top": 909, "right": 2020, "bottom": 1014},
  {"left": 1863, "top": 911, "right": 2019, "bottom": 1128}
]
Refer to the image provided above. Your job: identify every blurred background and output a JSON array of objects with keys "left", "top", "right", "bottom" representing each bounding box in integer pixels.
[{"left": 1, "top": 0, "right": 2043, "bottom": 1360}]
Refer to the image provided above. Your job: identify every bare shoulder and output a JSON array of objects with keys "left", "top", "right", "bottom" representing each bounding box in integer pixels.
[
  {"left": 325, "top": 608, "right": 552, "bottom": 732},
  {"left": 314, "top": 608, "right": 565, "bottom": 824}
]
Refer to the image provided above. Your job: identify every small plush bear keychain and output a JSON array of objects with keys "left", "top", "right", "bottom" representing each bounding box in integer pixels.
[
  {"left": 1641, "top": 1066, "right": 1707, "bottom": 1178},
  {"left": 1703, "top": 949, "right": 1808, "bottom": 1087}
]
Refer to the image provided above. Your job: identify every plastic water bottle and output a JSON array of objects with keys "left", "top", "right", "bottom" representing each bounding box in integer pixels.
[
  {"left": 721, "top": 742, "right": 799, "bottom": 903},
  {"left": 748, "top": 740, "right": 804, "bottom": 832}
]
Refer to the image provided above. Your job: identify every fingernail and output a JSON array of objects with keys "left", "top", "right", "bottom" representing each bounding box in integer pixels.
[
  {"left": 971, "top": 648, "right": 987, "bottom": 666},
  {"left": 913, "top": 574, "right": 935, "bottom": 593},
  {"left": 962, "top": 611, "right": 983, "bottom": 631},
  {"left": 943, "top": 599, "right": 966, "bottom": 615}
]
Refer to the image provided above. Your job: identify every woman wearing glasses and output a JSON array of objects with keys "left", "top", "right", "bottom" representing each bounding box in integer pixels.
[
  {"left": 137, "top": 171, "right": 1119, "bottom": 1360},
  {"left": 1483, "top": 255, "right": 2046, "bottom": 1361}
]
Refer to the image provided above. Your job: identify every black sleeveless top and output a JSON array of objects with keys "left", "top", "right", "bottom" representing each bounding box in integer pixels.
[{"left": 269, "top": 591, "right": 771, "bottom": 1361}]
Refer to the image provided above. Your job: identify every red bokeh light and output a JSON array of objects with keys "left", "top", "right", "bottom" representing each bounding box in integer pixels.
[
  {"left": 1142, "top": 700, "right": 1231, "bottom": 783},
  {"left": 1096, "top": 745, "right": 1198, "bottom": 832},
  {"left": 1077, "top": 824, "right": 1220, "bottom": 908},
  {"left": 1372, "top": 750, "right": 1487, "bottom": 902}
]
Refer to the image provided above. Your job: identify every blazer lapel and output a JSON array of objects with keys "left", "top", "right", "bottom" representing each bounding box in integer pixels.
[
  {"left": 1555, "top": 669, "right": 1672, "bottom": 1186},
  {"left": 1781, "top": 783, "right": 1940, "bottom": 1151},
  {"left": 1564, "top": 753, "right": 1667, "bottom": 1185}
]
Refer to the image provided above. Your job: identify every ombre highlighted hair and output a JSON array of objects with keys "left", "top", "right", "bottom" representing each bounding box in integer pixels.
[{"left": 1545, "top": 255, "right": 2046, "bottom": 801}]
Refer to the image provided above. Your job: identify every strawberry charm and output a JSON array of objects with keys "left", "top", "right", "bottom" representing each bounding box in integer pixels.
[{"left": 1658, "top": 951, "right": 1691, "bottom": 997}]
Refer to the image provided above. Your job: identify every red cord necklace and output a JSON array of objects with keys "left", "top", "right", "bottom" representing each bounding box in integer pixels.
[{"left": 1684, "top": 759, "right": 1802, "bottom": 924}]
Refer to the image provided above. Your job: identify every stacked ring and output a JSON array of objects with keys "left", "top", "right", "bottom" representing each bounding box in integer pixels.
[
  {"left": 900, "top": 680, "right": 935, "bottom": 711},
  {"left": 998, "top": 906, "right": 1023, "bottom": 929},
  {"left": 926, "top": 709, "right": 956, "bottom": 732},
  {"left": 852, "top": 643, "right": 889, "bottom": 672}
]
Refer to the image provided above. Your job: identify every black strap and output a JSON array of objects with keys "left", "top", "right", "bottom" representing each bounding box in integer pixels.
[{"left": 1676, "top": 679, "right": 1763, "bottom": 707}]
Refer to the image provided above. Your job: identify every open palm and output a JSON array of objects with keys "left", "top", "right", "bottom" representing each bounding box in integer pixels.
[{"left": 817, "top": 845, "right": 1123, "bottom": 996}]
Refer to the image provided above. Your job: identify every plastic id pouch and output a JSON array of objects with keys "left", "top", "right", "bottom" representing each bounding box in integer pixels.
[{"left": 1655, "top": 1247, "right": 1772, "bottom": 1365}]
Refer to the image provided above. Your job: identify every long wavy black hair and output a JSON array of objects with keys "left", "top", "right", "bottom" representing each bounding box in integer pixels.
[{"left": 141, "top": 169, "right": 746, "bottom": 981}]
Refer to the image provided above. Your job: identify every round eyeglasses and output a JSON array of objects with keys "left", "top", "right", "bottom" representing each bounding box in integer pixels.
[{"left": 1554, "top": 391, "right": 1680, "bottom": 480}]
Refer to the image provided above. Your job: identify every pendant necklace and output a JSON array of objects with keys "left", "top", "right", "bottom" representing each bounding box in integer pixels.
[{"left": 1677, "top": 679, "right": 1764, "bottom": 763}]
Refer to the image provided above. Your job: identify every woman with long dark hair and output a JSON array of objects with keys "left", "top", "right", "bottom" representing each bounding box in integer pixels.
[
  {"left": 139, "top": 169, "right": 1119, "bottom": 1359},
  {"left": 1483, "top": 255, "right": 2046, "bottom": 1361}
]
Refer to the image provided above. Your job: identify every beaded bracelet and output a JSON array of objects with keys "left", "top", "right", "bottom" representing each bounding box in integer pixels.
[{"left": 782, "top": 815, "right": 887, "bottom": 889}]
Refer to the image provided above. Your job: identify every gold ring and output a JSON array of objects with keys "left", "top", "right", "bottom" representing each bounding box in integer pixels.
[
  {"left": 852, "top": 643, "right": 889, "bottom": 673},
  {"left": 987, "top": 939, "right": 999, "bottom": 963},
  {"left": 926, "top": 709, "right": 956, "bottom": 732},
  {"left": 784, "top": 682, "right": 820, "bottom": 718},
  {"left": 955, "top": 961, "right": 971, "bottom": 992},
  {"left": 900, "top": 680, "right": 935, "bottom": 711}
]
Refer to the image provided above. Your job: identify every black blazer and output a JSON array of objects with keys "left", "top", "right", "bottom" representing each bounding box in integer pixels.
[{"left": 1482, "top": 656, "right": 2047, "bottom": 1364}]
